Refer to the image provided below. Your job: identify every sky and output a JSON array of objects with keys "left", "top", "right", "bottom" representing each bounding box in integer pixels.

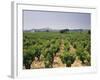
[{"left": 23, "top": 10, "right": 91, "bottom": 30}]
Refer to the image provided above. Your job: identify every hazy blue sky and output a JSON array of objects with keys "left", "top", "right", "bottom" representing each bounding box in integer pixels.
[{"left": 23, "top": 10, "right": 91, "bottom": 30}]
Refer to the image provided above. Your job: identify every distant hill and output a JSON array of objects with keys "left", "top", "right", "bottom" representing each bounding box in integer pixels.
[{"left": 24, "top": 28, "right": 90, "bottom": 32}]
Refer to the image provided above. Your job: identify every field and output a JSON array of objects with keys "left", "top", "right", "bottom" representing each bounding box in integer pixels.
[{"left": 23, "top": 31, "right": 91, "bottom": 69}]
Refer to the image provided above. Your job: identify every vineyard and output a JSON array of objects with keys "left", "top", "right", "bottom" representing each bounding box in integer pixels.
[{"left": 23, "top": 31, "right": 91, "bottom": 69}]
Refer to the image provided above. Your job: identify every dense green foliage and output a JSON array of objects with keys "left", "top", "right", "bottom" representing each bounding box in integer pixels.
[
  {"left": 23, "top": 31, "right": 91, "bottom": 69},
  {"left": 60, "top": 51, "right": 76, "bottom": 67}
]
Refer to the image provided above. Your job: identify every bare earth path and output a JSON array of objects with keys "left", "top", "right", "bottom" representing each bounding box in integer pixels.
[
  {"left": 53, "top": 39, "right": 66, "bottom": 68},
  {"left": 31, "top": 57, "right": 45, "bottom": 69},
  {"left": 71, "top": 57, "right": 82, "bottom": 67}
]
